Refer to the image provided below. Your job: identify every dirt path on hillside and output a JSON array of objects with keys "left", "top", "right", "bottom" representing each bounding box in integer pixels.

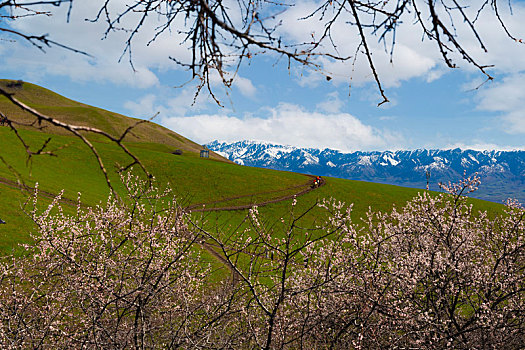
[
  {"left": 0, "top": 174, "right": 325, "bottom": 212},
  {"left": 189, "top": 175, "right": 324, "bottom": 283},
  {"left": 188, "top": 175, "right": 325, "bottom": 212},
  {"left": 186, "top": 177, "right": 314, "bottom": 210},
  {"left": 200, "top": 241, "right": 240, "bottom": 285},
  {"left": 0, "top": 176, "right": 80, "bottom": 207}
]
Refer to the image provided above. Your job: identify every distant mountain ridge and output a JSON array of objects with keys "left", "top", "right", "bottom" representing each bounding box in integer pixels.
[{"left": 207, "top": 140, "right": 525, "bottom": 203}]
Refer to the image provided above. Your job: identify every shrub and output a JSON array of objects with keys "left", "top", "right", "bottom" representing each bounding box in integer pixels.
[
  {"left": 1, "top": 175, "right": 523, "bottom": 349},
  {"left": 0, "top": 176, "right": 227, "bottom": 349}
]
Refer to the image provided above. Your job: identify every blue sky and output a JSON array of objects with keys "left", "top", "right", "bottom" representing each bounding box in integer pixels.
[{"left": 1, "top": 1, "right": 524, "bottom": 152}]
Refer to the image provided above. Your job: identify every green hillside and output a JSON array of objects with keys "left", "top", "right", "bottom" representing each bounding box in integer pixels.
[
  {"left": 0, "top": 80, "right": 503, "bottom": 254},
  {"left": 0, "top": 79, "right": 226, "bottom": 160}
]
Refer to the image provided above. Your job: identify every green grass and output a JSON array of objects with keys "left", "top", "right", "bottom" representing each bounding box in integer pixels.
[
  {"left": 198, "top": 175, "right": 504, "bottom": 246},
  {"left": 0, "top": 185, "right": 37, "bottom": 253},
  {"left": 0, "top": 79, "right": 505, "bottom": 256}
]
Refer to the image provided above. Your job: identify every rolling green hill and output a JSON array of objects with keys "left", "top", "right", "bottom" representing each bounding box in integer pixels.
[
  {"left": 0, "top": 80, "right": 504, "bottom": 254},
  {"left": 0, "top": 79, "right": 226, "bottom": 160}
]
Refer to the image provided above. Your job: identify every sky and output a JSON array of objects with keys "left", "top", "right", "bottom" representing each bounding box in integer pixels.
[{"left": 1, "top": 0, "right": 524, "bottom": 152}]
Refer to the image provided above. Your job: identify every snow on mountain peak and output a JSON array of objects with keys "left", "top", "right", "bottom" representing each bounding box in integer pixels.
[
  {"left": 358, "top": 156, "right": 372, "bottom": 166},
  {"left": 301, "top": 151, "right": 319, "bottom": 166}
]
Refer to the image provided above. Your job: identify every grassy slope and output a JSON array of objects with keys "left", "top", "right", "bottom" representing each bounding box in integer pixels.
[
  {"left": 0, "top": 130, "right": 503, "bottom": 253},
  {"left": 0, "top": 79, "right": 226, "bottom": 160},
  {"left": 190, "top": 176, "right": 504, "bottom": 277}
]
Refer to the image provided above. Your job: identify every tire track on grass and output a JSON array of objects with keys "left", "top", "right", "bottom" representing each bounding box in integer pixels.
[
  {"left": 0, "top": 176, "right": 79, "bottom": 207},
  {"left": 188, "top": 175, "right": 325, "bottom": 212}
]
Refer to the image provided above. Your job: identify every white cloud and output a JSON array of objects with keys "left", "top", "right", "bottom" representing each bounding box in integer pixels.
[
  {"left": 4, "top": 0, "right": 524, "bottom": 97},
  {"left": 233, "top": 76, "right": 257, "bottom": 98},
  {"left": 1, "top": 0, "right": 265, "bottom": 98},
  {"left": 379, "top": 116, "right": 397, "bottom": 121},
  {"left": 425, "top": 68, "right": 447, "bottom": 83},
  {"left": 1, "top": 0, "right": 194, "bottom": 88},
  {"left": 500, "top": 111, "right": 525, "bottom": 134},
  {"left": 444, "top": 142, "right": 525, "bottom": 152},
  {"left": 456, "top": 2, "right": 525, "bottom": 74},
  {"left": 475, "top": 73, "right": 525, "bottom": 134},
  {"left": 316, "top": 91, "right": 344, "bottom": 113},
  {"left": 123, "top": 85, "right": 221, "bottom": 120},
  {"left": 274, "top": 1, "right": 440, "bottom": 90},
  {"left": 124, "top": 94, "right": 158, "bottom": 118},
  {"left": 162, "top": 103, "right": 403, "bottom": 151},
  {"left": 124, "top": 88, "right": 401, "bottom": 151},
  {"left": 204, "top": 69, "right": 258, "bottom": 99},
  {"left": 3, "top": 50, "right": 160, "bottom": 88}
]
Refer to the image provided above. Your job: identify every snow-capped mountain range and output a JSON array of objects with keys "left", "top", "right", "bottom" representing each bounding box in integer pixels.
[{"left": 207, "top": 140, "right": 525, "bottom": 203}]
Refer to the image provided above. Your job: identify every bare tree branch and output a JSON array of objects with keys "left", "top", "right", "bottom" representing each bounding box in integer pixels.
[
  {"left": 1, "top": 0, "right": 523, "bottom": 105},
  {"left": 0, "top": 87, "right": 151, "bottom": 197}
]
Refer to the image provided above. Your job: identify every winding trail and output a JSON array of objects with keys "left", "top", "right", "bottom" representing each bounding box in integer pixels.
[
  {"left": 0, "top": 176, "right": 80, "bottom": 207},
  {"left": 187, "top": 174, "right": 325, "bottom": 212},
  {"left": 1, "top": 173, "right": 325, "bottom": 211}
]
